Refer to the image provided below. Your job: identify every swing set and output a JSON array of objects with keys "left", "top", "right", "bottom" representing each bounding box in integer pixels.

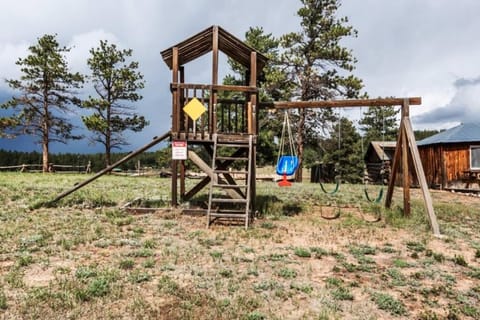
[
  {"left": 276, "top": 105, "right": 385, "bottom": 204},
  {"left": 273, "top": 97, "right": 441, "bottom": 236}
]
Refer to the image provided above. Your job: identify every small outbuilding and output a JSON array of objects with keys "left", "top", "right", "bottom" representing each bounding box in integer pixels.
[
  {"left": 363, "top": 141, "right": 396, "bottom": 184},
  {"left": 417, "top": 123, "right": 480, "bottom": 190}
]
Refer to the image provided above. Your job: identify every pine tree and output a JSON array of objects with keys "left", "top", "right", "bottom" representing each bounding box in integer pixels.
[
  {"left": 1, "top": 34, "right": 84, "bottom": 172},
  {"left": 281, "top": 0, "right": 363, "bottom": 181},
  {"left": 0, "top": 117, "right": 19, "bottom": 138},
  {"left": 359, "top": 105, "right": 399, "bottom": 150},
  {"left": 222, "top": 27, "right": 291, "bottom": 166},
  {"left": 82, "top": 40, "right": 148, "bottom": 167},
  {"left": 322, "top": 117, "right": 363, "bottom": 183}
]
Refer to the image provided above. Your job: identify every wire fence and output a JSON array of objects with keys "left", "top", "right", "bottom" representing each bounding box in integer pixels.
[
  {"left": 0, "top": 163, "right": 165, "bottom": 177},
  {"left": 0, "top": 164, "right": 90, "bottom": 173}
]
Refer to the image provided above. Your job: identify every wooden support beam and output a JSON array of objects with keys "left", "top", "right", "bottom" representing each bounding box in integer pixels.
[
  {"left": 183, "top": 176, "right": 210, "bottom": 201},
  {"left": 188, "top": 150, "right": 214, "bottom": 178},
  {"left": 211, "top": 26, "right": 219, "bottom": 135},
  {"left": 401, "top": 118, "right": 411, "bottom": 216},
  {"left": 249, "top": 51, "right": 257, "bottom": 135},
  {"left": 179, "top": 66, "right": 186, "bottom": 198},
  {"left": 172, "top": 47, "right": 180, "bottom": 132},
  {"left": 273, "top": 97, "right": 422, "bottom": 109},
  {"left": 212, "top": 26, "right": 219, "bottom": 86},
  {"left": 171, "top": 47, "right": 179, "bottom": 206},
  {"left": 386, "top": 117, "right": 404, "bottom": 208},
  {"left": 403, "top": 117, "right": 441, "bottom": 236},
  {"left": 171, "top": 83, "right": 258, "bottom": 93},
  {"left": 385, "top": 99, "right": 440, "bottom": 236},
  {"left": 48, "top": 131, "right": 171, "bottom": 205},
  {"left": 188, "top": 150, "right": 243, "bottom": 199}
]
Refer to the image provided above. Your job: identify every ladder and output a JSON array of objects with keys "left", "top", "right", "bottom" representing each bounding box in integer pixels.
[{"left": 207, "top": 134, "right": 253, "bottom": 229}]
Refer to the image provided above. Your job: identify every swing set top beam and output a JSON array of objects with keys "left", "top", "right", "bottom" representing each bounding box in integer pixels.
[{"left": 272, "top": 97, "right": 421, "bottom": 109}]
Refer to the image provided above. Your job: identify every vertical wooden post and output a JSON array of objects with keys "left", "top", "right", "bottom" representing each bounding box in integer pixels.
[
  {"left": 386, "top": 99, "right": 440, "bottom": 235},
  {"left": 172, "top": 47, "right": 179, "bottom": 133},
  {"left": 212, "top": 26, "right": 219, "bottom": 86},
  {"left": 249, "top": 52, "right": 257, "bottom": 135},
  {"left": 385, "top": 117, "right": 403, "bottom": 208},
  {"left": 211, "top": 26, "right": 219, "bottom": 135},
  {"left": 179, "top": 66, "right": 186, "bottom": 198},
  {"left": 401, "top": 108, "right": 411, "bottom": 216},
  {"left": 249, "top": 52, "right": 258, "bottom": 213},
  {"left": 171, "top": 47, "right": 179, "bottom": 206}
]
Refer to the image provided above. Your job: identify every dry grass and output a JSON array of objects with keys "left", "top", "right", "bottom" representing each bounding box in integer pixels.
[{"left": 0, "top": 172, "right": 479, "bottom": 319}]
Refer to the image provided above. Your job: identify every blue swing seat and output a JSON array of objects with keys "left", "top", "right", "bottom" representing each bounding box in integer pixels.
[{"left": 276, "top": 155, "right": 299, "bottom": 176}]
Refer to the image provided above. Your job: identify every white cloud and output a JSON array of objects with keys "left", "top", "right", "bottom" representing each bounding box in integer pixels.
[
  {"left": 414, "top": 77, "right": 480, "bottom": 127},
  {"left": 67, "top": 30, "right": 120, "bottom": 75},
  {"left": 0, "top": 42, "right": 29, "bottom": 89},
  {"left": 2, "top": 0, "right": 480, "bottom": 150}
]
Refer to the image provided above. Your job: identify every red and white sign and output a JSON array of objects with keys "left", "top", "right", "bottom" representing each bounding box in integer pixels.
[{"left": 172, "top": 140, "right": 187, "bottom": 160}]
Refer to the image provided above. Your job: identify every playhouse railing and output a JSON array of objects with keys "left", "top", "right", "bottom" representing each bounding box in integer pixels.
[{"left": 171, "top": 83, "right": 257, "bottom": 139}]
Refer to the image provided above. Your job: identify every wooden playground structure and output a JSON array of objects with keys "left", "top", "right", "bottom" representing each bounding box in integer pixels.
[{"left": 50, "top": 25, "right": 440, "bottom": 235}]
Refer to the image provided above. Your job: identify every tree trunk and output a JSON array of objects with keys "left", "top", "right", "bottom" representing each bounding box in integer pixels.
[
  {"left": 105, "top": 137, "right": 111, "bottom": 168},
  {"left": 42, "top": 91, "right": 49, "bottom": 173},
  {"left": 296, "top": 108, "right": 305, "bottom": 182},
  {"left": 106, "top": 102, "right": 111, "bottom": 168},
  {"left": 42, "top": 136, "right": 49, "bottom": 173}
]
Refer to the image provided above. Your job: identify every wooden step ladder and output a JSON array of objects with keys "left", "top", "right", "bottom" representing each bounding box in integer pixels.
[{"left": 207, "top": 134, "right": 253, "bottom": 229}]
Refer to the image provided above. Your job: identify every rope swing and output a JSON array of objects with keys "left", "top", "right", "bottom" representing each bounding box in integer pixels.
[{"left": 276, "top": 111, "right": 299, "bottom": 187}]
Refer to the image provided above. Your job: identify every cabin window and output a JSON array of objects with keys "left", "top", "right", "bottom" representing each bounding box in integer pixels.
[{"left": 471, "top": 145, "right": 480, "bottom": 169}]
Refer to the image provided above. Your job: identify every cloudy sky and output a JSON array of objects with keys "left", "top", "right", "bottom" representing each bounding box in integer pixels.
[{"left": 1, "top": 0, "right": 479, "bottom": 153}]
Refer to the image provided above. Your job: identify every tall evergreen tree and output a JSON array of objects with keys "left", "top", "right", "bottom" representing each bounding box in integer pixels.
[
  {"left": 281, "top": 0, "right": 363, "bottom": 181},
  {"left": 414, "top": 129, "right": 442, "bottom": 141},
  {"left": 82, "top": 40, "right": 148, "bottom": 167},
  {"left": 322, "top": 116, "right": 363, "bottom": 183},
  {"left": 1, "top": 34, "right": 84, "bottom": 172},
  {"left": 0, "top": 117, "right": 19, "bottom": 138},
  {"left": 222, "top": 27, "right": 292, "bottom": 166},
  {"left": 359, "top": 105, "right": 399, "bottom": 151}
]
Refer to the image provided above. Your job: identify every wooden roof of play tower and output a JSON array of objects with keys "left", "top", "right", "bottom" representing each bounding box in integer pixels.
[{"left": 160, "top": 25, "right": 268, "bottom": 70}]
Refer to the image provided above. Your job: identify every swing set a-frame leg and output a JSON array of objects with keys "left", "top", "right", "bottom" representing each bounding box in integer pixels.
[{"left": 385, "top": 100, "right": 441, "bottom": 236}]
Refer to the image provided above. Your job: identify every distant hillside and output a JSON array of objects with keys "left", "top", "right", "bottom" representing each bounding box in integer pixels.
[{"left": 414, "top": 129, "right": 444, "bottom": 141}]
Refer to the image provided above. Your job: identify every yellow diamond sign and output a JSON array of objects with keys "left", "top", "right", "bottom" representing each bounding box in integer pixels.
[{"left": 183, "top": 98, "right": 207, "bottom": 121}]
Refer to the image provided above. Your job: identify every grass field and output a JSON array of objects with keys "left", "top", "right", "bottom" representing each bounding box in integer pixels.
[{"left": 0, "top": 172, "right": 479, "bottom": 319}]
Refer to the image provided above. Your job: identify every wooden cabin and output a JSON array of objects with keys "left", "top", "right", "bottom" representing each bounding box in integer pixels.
[
  {"left": 363, "top": 141, "right": 396, "bottom": 184},
  {"left": 160, "top": 25, "right": 268, "bottom": 227},
  {"left": 417, "top": 123, "right": 480, "bottom": 190}
]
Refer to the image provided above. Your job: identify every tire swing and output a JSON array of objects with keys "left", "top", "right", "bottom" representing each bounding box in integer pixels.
[{"left": 276, "top": 111, "right": 299, "bottom": 187}]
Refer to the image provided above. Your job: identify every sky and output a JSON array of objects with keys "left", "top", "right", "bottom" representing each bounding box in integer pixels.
[{"left": 1, "top": 0, "right": 480, "bottom": 153}]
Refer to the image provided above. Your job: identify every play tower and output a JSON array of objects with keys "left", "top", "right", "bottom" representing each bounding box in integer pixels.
[{"left": 161, "top": 26, "right": 268, "bottom": 227}]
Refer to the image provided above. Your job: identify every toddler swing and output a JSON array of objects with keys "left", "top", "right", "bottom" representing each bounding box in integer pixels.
[{"left": 276, "top": 111, "right": 299, "bottom": 187}]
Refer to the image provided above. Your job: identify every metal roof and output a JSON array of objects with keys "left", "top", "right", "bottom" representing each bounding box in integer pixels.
[
  {"left": 160, "top": 25, "right": 268, "bottom": 71},
  {"left": 417, "top": 123, "right": 480, "bottom": 146}
]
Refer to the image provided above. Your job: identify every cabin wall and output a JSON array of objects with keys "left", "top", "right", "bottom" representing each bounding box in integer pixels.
[
  {"left": 443, "top": 144, "right": 470, "bottom": 182},
  {"left": 419, "top": 143, "right": 470, "bottom": 188}
]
